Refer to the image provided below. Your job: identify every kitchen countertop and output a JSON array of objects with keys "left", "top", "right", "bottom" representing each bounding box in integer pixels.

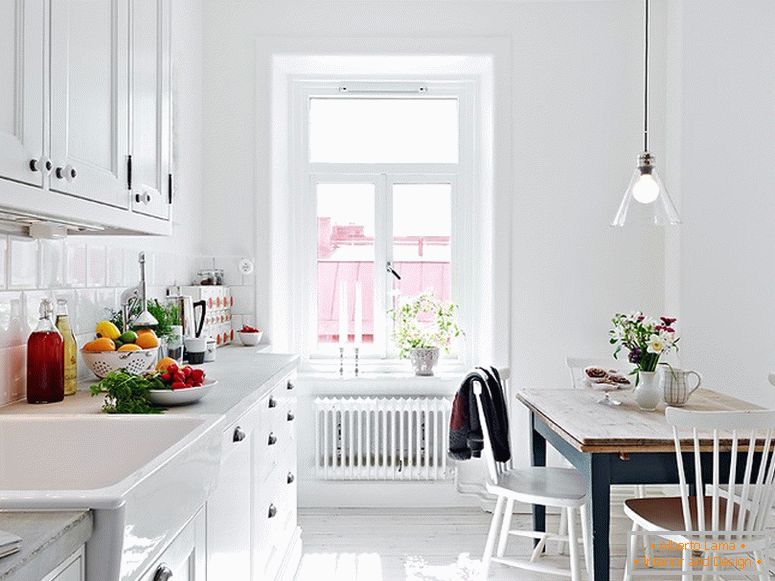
[
  {"left": 1, "top": 347, "right": 299, "bottom": 425},
  {"left": 0, "top": 347, "right": 299, "bottom": 580},
  {"left": 0, "top": 511, "right": 92, "bottom": 581}
]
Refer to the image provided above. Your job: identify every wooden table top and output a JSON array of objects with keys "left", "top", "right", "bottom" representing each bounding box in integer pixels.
[{"left": 517, "top": 388, "right": 762, "bottom": 453}]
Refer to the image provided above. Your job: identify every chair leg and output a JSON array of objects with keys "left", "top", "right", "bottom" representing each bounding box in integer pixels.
[
  {"left": 580, "top": 503, "right": 592, "bottom": 578},
  {"left": 754, "top": 550, "right": 769, "bottom": 581},
  {"left": 480, "top": 495, "right": 505, "bottom": 581},
  {"left": 635, "top": 485, "right": 652, "bottom": 565},
  {"left": 558, "top": 505, "right": 569, "bottom": 555},
  {"left": 566, "top": 507, "right": 581, "bottom": 581},
  {"left": 681, "top": 548, "right": 692, "bottom": 581},
  {"left": 496, "top": 498, "right": 514, "bottom": 558},
  {"left": 625, "top": 521, "right": 639, "bottom": 581}
]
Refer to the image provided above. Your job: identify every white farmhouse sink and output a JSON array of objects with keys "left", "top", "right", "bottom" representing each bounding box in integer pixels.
[{"left": 0, "top": 414, "right": 223, "bottom": 581}]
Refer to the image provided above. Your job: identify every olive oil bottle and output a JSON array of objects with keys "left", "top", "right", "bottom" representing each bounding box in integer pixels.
[{"left": 55, "top": 299, "right": 78, "bottom": 396}]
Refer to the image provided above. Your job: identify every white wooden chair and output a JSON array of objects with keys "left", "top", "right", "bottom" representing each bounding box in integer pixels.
[
  {"left": 623, "top": 407, "right": 775, "bottom": 581},
  {"left": 473, "top": 380, "right": 591, "bottom": 580}
]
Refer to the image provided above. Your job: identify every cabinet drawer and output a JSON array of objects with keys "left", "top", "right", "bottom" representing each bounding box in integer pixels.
[{"left": 140, "top": 509, "right": 206, "bottom": 581}]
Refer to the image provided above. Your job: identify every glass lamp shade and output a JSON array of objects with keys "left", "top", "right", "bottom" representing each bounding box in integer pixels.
[{"left": 612, "top": 162, "right": 680, "bottom": 227}]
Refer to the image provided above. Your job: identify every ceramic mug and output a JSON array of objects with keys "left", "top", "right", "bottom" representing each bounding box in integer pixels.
[
  {"left": 660, "top": 367, "right": 702, "bottom": 406},
  {"left": 184, "top": 337, "right": 207, "bottom": 365}
]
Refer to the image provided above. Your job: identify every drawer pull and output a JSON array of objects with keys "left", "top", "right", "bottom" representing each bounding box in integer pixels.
[
  {"left": 287, "top": 472, "right": 295, "bottom": 484},
  {"left": 268, "top": 504, "right": 277, "bottom": 518},
  {"left": 267, "top": 432, "right": 277, "bottom": 446},
  {"left": 153, "top": 564, "right": 173, "bottom": 581},
  {"left": 287, "top": 380, "right": 295, "bottom": 390},
  {"left": 233, "top": 427, "right": 246, "bottom": 442},
  {"left": 268, "top": 396, "right": 277, "bottom": 408},
  {"left": 287, "top": 411, "right": 295, "bottom": 422}
]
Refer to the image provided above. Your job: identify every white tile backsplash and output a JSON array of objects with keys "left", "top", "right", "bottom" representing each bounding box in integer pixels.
[
  {"left": 65, "top": 242, "right": 87, "bottom": 287},
  {"left": 87, "top": 245, "right": 107, "bottom": 287},
  {"left": 0, "top": 234, "right": 257, "bottom": 405},
  {"left": 39, "top": 239, "right": 65, "bottom": 288},
  {"left": 9, "top": 237, "right": 39, "bottom": 289}
]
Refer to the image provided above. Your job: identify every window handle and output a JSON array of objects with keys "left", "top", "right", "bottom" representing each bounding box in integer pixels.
[{"left": 386, "top": 261, "right": 401, "bottom": 280}]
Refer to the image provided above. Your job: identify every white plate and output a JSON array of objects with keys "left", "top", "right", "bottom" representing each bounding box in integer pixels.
[{"left": 147, "top": 379, "right": 218, "bottom": 407}]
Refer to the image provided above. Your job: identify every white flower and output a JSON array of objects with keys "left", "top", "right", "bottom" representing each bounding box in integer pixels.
[
  {"left": 647, "top": 334, "right": 666, "bottom": 354},
  {"left": 610, "top": 327, "right": 624, "bottom": 341},
  {"left": 659, "top": 330, "right": 676, "bottom": 347}
]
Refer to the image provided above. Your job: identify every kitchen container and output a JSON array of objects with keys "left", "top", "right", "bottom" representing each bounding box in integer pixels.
[
  {"left": 27, "top": 298, "right": 64, "bottom": 403},
  {"left": 204, "top": 337, "right": 217, "bottom": 362},
  {"left": 193, "top": 269, "right": 224, "bottom": 286},
  {"left": 184, "top": 337, "right": 206, "bottom": 364},
  {"left": 81, "top": 348, "right": 158, "bottom": 379},
  {"left": 238, "top": 330, "right": 263, "bottom": 346}
]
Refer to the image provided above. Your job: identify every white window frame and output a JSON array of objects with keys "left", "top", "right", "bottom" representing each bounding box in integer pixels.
[{"left": 290, "top": 78, "right": 479, "bottom": 368}]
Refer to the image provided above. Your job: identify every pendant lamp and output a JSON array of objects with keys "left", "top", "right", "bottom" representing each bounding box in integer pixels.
[{"left": 612, "top": 0, "right": 680, "bottom": 227}]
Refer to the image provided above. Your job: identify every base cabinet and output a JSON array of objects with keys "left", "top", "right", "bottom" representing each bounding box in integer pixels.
[
  {"left": 41, "top": 547, "right": 85, "bottom": 581},
  {"left": 207, "top": 372, "right": 300, "bottom": 581},
  {"left": 139, "top": 509, "right": 206, "bottom": 581}
]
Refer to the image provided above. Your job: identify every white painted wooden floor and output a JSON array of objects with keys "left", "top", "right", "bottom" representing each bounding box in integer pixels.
[{"left": 295, "top": 507, "right": 633, "bottom": 581}]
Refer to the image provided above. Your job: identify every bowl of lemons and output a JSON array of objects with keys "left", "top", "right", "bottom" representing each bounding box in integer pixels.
[{"left": 81, "top": 321, "right": 160, "bottom": 378}]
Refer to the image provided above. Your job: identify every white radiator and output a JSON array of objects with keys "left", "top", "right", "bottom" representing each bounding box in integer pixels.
[{"left": 314, "top": 396, "right": 453, "bottom": 481}]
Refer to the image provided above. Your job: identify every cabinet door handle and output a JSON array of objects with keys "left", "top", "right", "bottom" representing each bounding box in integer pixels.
[
  {"left": 267, "top": 432, "right": 277, "bottom": 446},
  {"left": 29, "top": 159, "right": 39, "bottom": 172},
  {"left": 55, "top": 165, "right": 77, "bottom": 181},
  {"left": 287, "top": 411, "right": 295, "bottom": 422},
  {"left": 135, "top": 191, "right": 152, "bottom": 204},
  {"left": 268, "top": 504, "right": 277, "bottom": 518},
  {"left": 233, "top": 426, "right": 246, "bottom": 442},
  {"left": 268, "top": 396, "right": 277, "bottom": 408},
  {"left": 153, "top": 564, "right": 173, "bottom": 581},
  {"left": 287, "top": 380, "right": 295, "bottom": 390},
  {"left": 287, "top": 472, "right": 295, "bottom": 484}
]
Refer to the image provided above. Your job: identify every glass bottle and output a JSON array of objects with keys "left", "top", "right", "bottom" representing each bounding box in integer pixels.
[
  {"left": 55, "top": 298, "right": 78, "bottom": 396},
  {"left": 27, "top": 298, "right": 64, "bottom": 404}
]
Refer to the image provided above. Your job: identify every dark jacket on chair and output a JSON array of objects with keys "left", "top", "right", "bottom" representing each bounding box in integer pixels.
[{"left": 448, "top": 367, "right": 511, "bottom": 463}]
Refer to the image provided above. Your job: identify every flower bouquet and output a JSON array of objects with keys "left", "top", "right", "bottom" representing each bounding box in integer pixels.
[{"left": 609, "top": 312, "right": 679, "bottom": 410}]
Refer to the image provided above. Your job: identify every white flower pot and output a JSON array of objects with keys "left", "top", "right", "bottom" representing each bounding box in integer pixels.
[
  {"left": 634, "top": 371, "right": 662, "bottom": 411},
  {"left": 409, "top": 347, "right": 440, "bottom": 376}
]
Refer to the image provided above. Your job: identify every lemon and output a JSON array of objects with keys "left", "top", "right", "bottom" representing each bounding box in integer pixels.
[{"left": 95, "top": 320, "right": 121, "bottom": 340}]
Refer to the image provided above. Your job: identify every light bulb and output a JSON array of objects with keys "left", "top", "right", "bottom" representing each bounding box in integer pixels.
[{"left": 632, "top": 173, "right": 659, "bottom": 204}]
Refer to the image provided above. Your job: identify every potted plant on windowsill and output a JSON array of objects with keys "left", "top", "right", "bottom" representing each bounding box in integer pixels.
[{"left": 391, "top": 291, "right": 463, "bottom": 376}]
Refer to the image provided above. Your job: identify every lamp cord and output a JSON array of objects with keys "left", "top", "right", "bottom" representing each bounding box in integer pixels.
[{"left": 643, "top": 0, "right": 650, "bottom": 152}]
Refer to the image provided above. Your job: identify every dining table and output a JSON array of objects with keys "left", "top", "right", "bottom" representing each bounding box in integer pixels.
[{"left": 517, "top": 387, "right": 762, "bottom": 581}]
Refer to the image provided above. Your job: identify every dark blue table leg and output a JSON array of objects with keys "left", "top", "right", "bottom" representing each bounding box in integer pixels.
[
  {"left": 530, "top": 412, "right": 547, "bottom": 546},
  {"left": 586, "top": 453, "right": 611, "bottom": 581}
]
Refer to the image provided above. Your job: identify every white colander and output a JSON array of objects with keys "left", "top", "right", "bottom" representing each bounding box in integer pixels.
[{"left": 81, "top": 348, "right": 158, "bottom": 379}]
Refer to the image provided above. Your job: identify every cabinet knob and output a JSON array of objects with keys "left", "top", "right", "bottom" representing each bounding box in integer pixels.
[
  {"left": 153, "top": 564, "right": 173, "bottom": 581},
  {"left": 135, "top": 191, "right": 152, "bottom": 204},
  {"left": 29, "top": 159, "right": 39, "bottom": 172},
  {"left": 268, "top": 504, "right": 277, "bottom": 518},
  {"left": 233, "top": 426, "right": 246, "bottom": 442},
  {"left": 55, "top": 165, "right": 77, "bottom": 181},
  {"left": 287, "top": 380, "right": 295, "bottom": 390},
  {"left": 287, "top": 472, "right": 295, "bottom": 484},
  {"left": 268, "top": 396, "right": 277, "bottom": 408},
  {"left": 287, "top": 411, "right": 295, "bottom": 422},
  {"left": 267, "top": 432, "right": 277, "bottom": 446},
  {"left": 43, "top": 158, "right": 52, "bottom": 173}
]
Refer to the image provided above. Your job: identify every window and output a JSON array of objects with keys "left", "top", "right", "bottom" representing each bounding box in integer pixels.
[{"left": 295, "top": 81, "right": 474, "bottom": 361}]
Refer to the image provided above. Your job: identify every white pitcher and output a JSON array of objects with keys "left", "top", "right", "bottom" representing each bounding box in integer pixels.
[{"left": 660, "top": 367, "right": 702, "bottom": 406}]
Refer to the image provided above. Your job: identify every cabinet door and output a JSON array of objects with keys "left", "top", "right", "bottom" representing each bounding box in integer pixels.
[
  {"left": 41, "top": 547, "right": 85, "bottom": 581},
  {"left": 207, "top": 417, "right": 254, "bottom": 581},
  {"left": 0, "top": 0, "right": 45, "bottom": 187},
  {"left": 140, "top": 509, "right": 206, "bottom": 581},
  {"left": 50, "top": 0, "right": 129, "bottom": 208},
  {"left": 130, "top": 0, "right": 171, "bottom": 220}
]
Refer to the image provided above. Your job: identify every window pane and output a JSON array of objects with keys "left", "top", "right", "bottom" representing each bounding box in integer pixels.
[
  {"left": 309, "top": 98, "right": 458, "bottom": 163},
  {"left": 317, "top": 183, "right": 375, "bottom": 346},
  {"left": 391, "top": 183, "right": 452, "bottom": 308}
]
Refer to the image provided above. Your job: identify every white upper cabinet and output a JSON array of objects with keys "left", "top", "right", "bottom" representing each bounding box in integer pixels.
[
  {"left": 0, "top": 0, "right": 45, "bottom": 187},
  {"left": 50, "top": 0, "right": 130, "bottom": 208},
  {"left": 0, "top": 0, "right": 173, "bottom": 234},
  {"left": 131, "top": 0, "right": 171, "bottom": 220}
]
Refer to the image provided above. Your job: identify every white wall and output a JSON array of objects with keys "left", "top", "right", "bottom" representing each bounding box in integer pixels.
[
  {"left": 202, "top": 0, "right": 667, "bottom": 378},
  {"left": 673, "top": 0, "right": 775, "bottom": 407}
]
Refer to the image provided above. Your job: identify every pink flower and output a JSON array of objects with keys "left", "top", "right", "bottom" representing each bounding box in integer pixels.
[{"left": 660, "top": 316, "right": 677, "bottom": 326}]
